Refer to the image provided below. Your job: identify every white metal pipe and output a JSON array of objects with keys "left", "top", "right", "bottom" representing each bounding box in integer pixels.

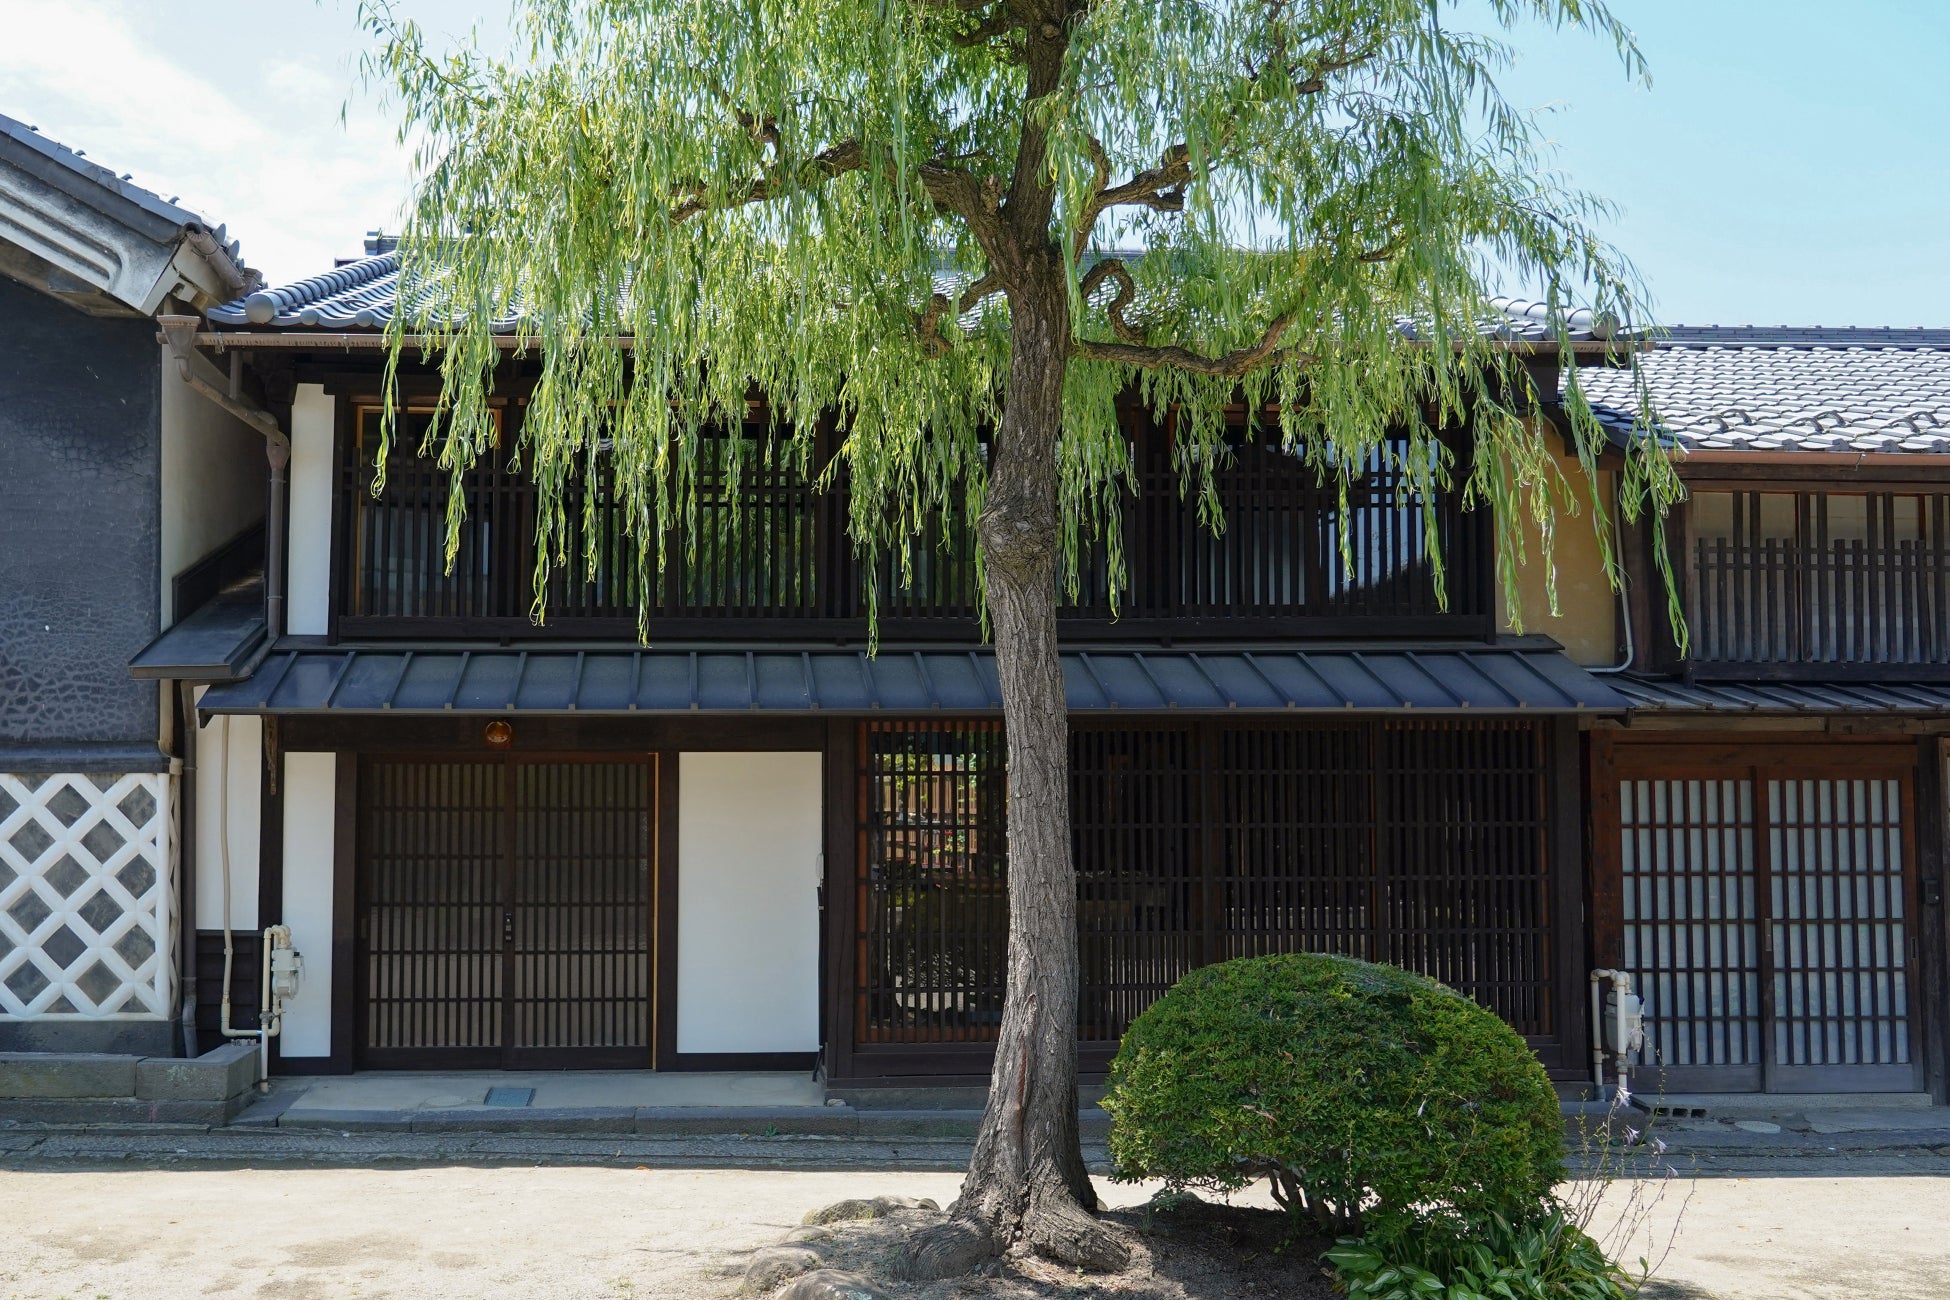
[
  {"left": 215, "top": 719, "right": 269, "bottom": 1087},
  {"left": 1589, "top": 968, "right": 1635, "bottom": 1097},
  {"left": 1589, "top": 480, "right": 1638, "bottom": 675}
]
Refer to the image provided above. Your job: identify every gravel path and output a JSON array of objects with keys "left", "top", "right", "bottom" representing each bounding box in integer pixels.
[
  {"left": 0, "top": 1164, "right": 973, "bottom": 1300},
  {"left": 0, "top": 1160, "right": 1944, "bottom": 1299}
]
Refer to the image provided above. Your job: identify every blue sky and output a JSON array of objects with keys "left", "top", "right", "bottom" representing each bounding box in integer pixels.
[{"left": 1, "top": 0, "right": 1942, "bottom": 325}]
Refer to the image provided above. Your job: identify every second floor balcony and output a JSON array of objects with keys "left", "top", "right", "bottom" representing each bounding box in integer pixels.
[{"left": 329, "top": 407, "right": 1495, "bottom": 643}]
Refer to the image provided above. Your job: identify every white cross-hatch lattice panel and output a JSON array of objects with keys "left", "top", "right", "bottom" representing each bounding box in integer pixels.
[{"left": 0, "top": 773, "right": 175, "bottom": 1019}]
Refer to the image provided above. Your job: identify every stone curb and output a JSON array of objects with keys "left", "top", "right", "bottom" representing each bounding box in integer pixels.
[{"left": 265, "top": 1105, "right": 1112, "bottom": 1142}]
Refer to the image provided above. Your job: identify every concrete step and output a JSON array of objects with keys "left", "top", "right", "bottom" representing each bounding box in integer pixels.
[
  {"left": 270, "top": 1102, "right": 1113, "bottom": 1141},
  {"left": 831, "top": 1084, "right": 1109, "bottom": 1112}
]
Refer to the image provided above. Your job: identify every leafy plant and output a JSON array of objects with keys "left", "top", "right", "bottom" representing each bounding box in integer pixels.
[
  {"left": 1328, "top": 1205, "right": 1635, "bottom": 1300},
  {"left": 1101, "top": 953, "right": 1563, "bottom": 1237}
]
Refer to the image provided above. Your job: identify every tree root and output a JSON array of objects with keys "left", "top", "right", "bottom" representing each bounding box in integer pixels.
[
  {"left": 895, "top": 1218, "right": 1003, "bottom": 1281},
  {"left": 895, "top": 1193, "right": 1132, "bottom": 1280},
  {"left": 1021, "top": 1189, "right": 1132, "bottom": 1273}
]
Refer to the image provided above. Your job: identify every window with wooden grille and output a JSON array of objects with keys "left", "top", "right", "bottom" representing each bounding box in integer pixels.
[
  {"left": 340, "top": 409, "right": 819, "bottom": 630},
  {"left": 335, "top": 411, "right": 1489, "bottom": 639},
  {"left": 1687, "top": 489, "right": 1950, "bottom": 672},
  {"left": 854, "top": 718, "right": 1555, "bottom": 1048}
]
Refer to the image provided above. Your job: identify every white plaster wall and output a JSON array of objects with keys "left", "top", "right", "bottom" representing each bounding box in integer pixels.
[
  {"left": 279, "top": 752, "right": 336, "bottom": 1057},
  {"left": 286, "top": 384, "right": 336, "bottom": 635},
  {"left": 158, "top": 353, "right": 267, "bottom": 626},
  {"left": 677, "top": 752, "right": 822, "bottom": 1055},
  {"left": 192, "top": 706, "right": 260, "bottom": 931}
]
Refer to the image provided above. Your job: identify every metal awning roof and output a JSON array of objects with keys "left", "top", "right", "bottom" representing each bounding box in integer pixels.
[
  {"left": 130, "top": 580, "right": 267, "bottom": 683},
  {"left": 194, "top": 646, "right": 1629, "bottom": 717},
  {"left": 1609, "top": 674, "right": 1950, "bottom": 714}
]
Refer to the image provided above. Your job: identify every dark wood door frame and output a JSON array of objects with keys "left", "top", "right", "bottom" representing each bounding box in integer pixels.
[
  {"left": 1591, "top": 733, "right": 1928, "bottom": 1094},
  {"left": 263, "top": 723, "right": 835, "bottom": 1076},
  {"left": 831, "top": 715, "right": 1584, "bottom": 1085},
  {"left": 352, "top": 751, "right": 658, "bottom": 1071},
  {"left": 1918, "top": 736, "right": 1948, "bottom": 1103}
]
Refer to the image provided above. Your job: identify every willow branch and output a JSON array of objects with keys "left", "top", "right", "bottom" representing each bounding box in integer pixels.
[
  {"left": 1073, "top": 141, "right": 1191, "bottom": 256},
  {"left": 1074, "top": 311, "right": 1309, "bottom": 378},
  {"left": 1358, "top": 231, "right": 1408, "bottom": 264},
  {"left": 914, "top": 271, "right": 1003, "bottom": 357},
  {"left": 702, "top": 76, "right": 780, "bottom": 152},
  {"left": 1077, "top": 257, "right": 1142, "bottom": 343},
  {"left": 906, "top": 0, "right": 1021, "bottom": 51},
  {"left": 668, "top": 139, "right": 866, "bottom": 223}
]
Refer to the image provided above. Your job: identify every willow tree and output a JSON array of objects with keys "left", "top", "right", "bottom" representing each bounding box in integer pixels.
[{"left": 364, "top": 0, "right": 1675, "bottom": 1274}]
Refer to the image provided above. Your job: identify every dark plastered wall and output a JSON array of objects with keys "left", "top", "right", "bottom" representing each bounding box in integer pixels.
[{"left": 0, "top": 275, "right": 161, "bottom": 765}]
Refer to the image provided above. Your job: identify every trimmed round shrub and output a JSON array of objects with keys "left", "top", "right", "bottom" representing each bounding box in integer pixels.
[{"left": 1101, "top": 953, "right": 1563, "bottom": 1236}]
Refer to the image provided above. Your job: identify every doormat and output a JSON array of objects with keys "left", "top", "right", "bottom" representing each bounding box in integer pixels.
[{"left": 484, "top": 1086, "right": 536, "bottom": 1108}]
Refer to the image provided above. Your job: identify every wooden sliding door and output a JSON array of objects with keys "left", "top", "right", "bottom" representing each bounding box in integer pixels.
[
  {"left": 1594, "top": 739, "right": 1922, "bottom": 1092},
  {"left": 356, "top": 754, "right": 657, "bottom": 1069}
]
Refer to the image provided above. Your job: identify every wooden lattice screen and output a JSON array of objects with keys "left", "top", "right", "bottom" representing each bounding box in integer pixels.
[
  {"left": 358, "top": 756, "right": 655, "bottom": 1068},
  {"left": 855, "top": 718, "right": 1554, "bottom": 1048},
  {"left": 1688, "top": 489, "right": 1950, "bottom": 670},
  {"left": 1598, "top": 740, "right": 1922, "bottom": 1092},
  {"left": 341, "top": 411, "right": 1490, "bottom": 638}
]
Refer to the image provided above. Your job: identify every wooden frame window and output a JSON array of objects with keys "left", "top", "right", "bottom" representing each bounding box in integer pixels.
[
  {"left": 1685, "top": 488, "right": 1950, "bottom": 675},
  {"left": 329, "top": 406, "right": 1494, "bottom": 641},
  {"left": 852, "top": 717, "right": 1562, "bottom": 1061}
]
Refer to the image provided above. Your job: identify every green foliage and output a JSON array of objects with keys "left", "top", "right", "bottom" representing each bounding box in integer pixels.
[
  {"left": 1327, "top": 1205, "right": 1636, "bottom": 1300},
  {"left": 1100, "top": 953, "right": 1563, "bottom": 1236},
  {"left": 358, "top": 0, "right": 1682, "bottom": 639}
]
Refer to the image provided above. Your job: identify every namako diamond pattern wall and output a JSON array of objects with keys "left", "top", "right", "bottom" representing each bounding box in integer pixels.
[{"left": 0, "top": 773, "right": 175, "bottom": 1019}]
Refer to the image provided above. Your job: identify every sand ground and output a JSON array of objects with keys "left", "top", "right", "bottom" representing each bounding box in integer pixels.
[{"left": 0, "top": 1164, "right": 1942, "bottom": 1300}]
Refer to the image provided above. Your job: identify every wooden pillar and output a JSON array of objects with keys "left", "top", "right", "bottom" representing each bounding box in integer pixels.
[
  {"left": 1549, "top": 717, "right": 1590, "bottom": 1077},
  {"left": 1917, "top": 735, "right": 1948, "bottom": 1104},
  {"left": 1585, "top": 728, "right": 1624, "bottom": 974},
  {"left": 821, "top": 718, "right": 858, "bottom": 1083}
]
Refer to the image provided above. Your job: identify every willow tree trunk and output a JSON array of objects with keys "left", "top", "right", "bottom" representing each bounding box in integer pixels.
[{"left": 908, "top": 258, "right": 1130, "bottom": 1277}]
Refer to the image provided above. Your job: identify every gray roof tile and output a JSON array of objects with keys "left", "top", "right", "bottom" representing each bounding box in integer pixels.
[
  {"left": 206, "top": 241, "right": 1620, "bottom": 345},
  {"left": 1576, "top": 327, "right": 1950, "bottom": 457},
  {"left": 0, "top": 110, "right": 255, "bottom": 291}
]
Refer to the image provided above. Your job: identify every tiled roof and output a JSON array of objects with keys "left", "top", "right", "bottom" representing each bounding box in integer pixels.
[
  {"left": 215, "top": 240, "right": 1950, "bottom": 460},
  {"left": 1575, "top": 326, "right": 1950, "bottom": 456},
  {"left": 206, "top": 237, "right": 1620, "bottom": 345},
  {"left": 0, "top": 111, "right": 256, "bottom": 299}
]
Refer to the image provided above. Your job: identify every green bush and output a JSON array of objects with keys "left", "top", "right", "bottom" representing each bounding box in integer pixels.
[
  {"left": 1101, "top": 953, "right": 1563, "bottom": 1236},
  {"left": 1328, "top": 1206, "right": 1635, "bottom": 1300}
]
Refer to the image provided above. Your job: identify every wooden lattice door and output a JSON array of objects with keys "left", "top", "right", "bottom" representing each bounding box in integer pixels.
[
  {"left": 1600, "top": 742, "right": 1922, "bottom": 1093},
  {"left": 357, "top": 755, "right": 657, "bottom": 1069}
]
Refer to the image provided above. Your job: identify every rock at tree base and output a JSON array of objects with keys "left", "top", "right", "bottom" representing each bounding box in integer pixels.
[
  {"left": 801, "top": 1196, "right": 940, "bottom": 1226},
  {"left": 785, "top": 1226, "right": 836, "bottom": 1244},
  {"left": 744, "top": 1246, "right": 822, "bottom": 1291},
  {"left": 781, "top": 1269, "right": 891, "bottom": 1300}
]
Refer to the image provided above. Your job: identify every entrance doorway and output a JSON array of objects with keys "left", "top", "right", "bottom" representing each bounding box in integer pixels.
[
  {"left": 1598, "top": 742, "right": 1922, "bottom": 1093},
  {"left": 354, "top": 755, "right": 657, "bottom": 1069}
]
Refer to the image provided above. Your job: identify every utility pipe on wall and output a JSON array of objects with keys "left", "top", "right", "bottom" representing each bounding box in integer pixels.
[
  {"left": 208, "top": 717, "right": 298, "bottom": 1089},
  {"left": 212, "top": 718, "right": 264, "bottom": 1081},
  {"left": 1589, "top": 479, "right": 1638, "bottom": 675},
  {"left": 157, "top": 315, "right": 290, "bottom": 641},
  {"left": 175, "top": 682, "right": 199, "bottom": 1059},
  {"left": 1589, "top": 968, "right": 1643, "bottom": 1099}
]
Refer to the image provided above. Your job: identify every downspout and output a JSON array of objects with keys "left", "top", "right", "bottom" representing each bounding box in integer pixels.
[
  {"left": 175, "top": 681, "right": 199, "bottom": 1058},
  {"left": 158, "top": 315, "right": 291, "bottom": 1063},
  {"left": 157, "top": 315, "right": 290, "bottom": 641},
  {"left": 1589, "top": 476, "right": 1636, "bottom": 675}
]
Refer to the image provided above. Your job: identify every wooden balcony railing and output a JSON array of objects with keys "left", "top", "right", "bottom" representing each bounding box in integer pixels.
[
  {"left": 333, "top": 416, "right": 1493, "bottom": 642},
  {"left": 1687, "top": 490, "right": 1950, "bottom": 677}
]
